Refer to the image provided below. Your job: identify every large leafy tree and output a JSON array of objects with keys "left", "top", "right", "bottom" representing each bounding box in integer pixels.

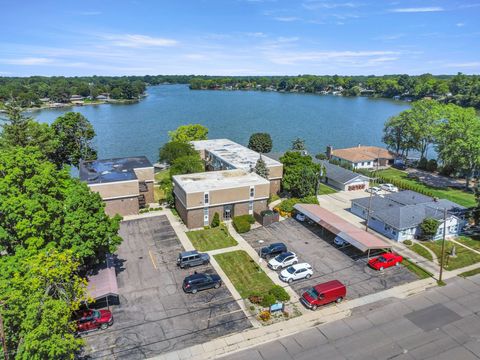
[
  {"left": 170, "top": 154, "right": 204, "bottom": 176},
  {"left": 435, "top": 104, "right": 480, "bottom": 189},
  {"left": 382, "top": 112, "right": 416, "bottom": 157},
  {"left": 291, "top": 137, "right": 306, "bottom": 151},
  {"left": 420, "top": 218, "right": 440, "bottom": 240},
  {"left": 0, "top": 146, "right": 122, "bottom": 263},
  {"left": 168, "top": 124, "right": 208, "bottom": 142},
  {"left": 51, "top": 112, "right": 97, "bottom": 168},
  {"left": 159, "top": 141, "right": 197, "bottom": 165},
  {"left": 248, "top": 133, "right": 273, "bottom": 153},
  {"left": 280, "top": 151, "right": 322, "bottom": 197},
  {"left": 0, "top": 250, "right": 87, "bottom": 359}
]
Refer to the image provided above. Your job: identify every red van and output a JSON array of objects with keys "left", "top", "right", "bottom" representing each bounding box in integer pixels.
[{"left": 300, "top": 280, "right": 346, "bottom": 310}]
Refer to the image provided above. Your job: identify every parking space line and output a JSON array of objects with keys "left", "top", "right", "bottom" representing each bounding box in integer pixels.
[{"left": 149, "top": 249, "right": 158, "bottom": 270}]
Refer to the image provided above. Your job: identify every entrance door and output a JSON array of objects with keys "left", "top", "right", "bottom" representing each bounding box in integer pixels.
[{"left": 223, "top": 204, "right": 234, "bottom": 220}]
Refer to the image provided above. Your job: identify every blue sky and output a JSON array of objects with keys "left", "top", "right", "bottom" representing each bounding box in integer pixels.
[{"left": 1, "top": 0, "right": 479, "bottom": 76}]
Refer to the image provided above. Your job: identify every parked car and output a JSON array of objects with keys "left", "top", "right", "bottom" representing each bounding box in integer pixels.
[
  {"left": 182, "top": 273, "right": 222, "bottom": 294},
  {"left": 300, "top": 280, "right": 346, "bottom": 310},
  {"left": 259, "top": 242, "right": 287, "bottom": 259},
  {"left": 295, "top": 212, "right": 306, "bottom": 222},
  {"left": 333, "top": 236, "right": 348, "bottom": 247},
  {"left": 268, "top": 251, "right": 298, "bottom": 270},
  {"left": 365, "top": 186, "right": 380, "bottom": 194},
  {"left": 279, "top": 263, "right": 313, "bottom": 283},
  {"left": 380, "top": 183, "right": 399, "bottom": 192},
  {"left": 75, "top": 309, "right": 113, "bottom": 333},
  {"left": 368, "top": 252, "right": 403, "bottom": 271},
  {"left": 177, "top": 250, "right": 210, "bottom": 269}
]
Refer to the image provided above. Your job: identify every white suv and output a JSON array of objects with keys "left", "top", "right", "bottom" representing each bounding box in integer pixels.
[
  {"left": 268, "top": 252, "right": 298, "bottom": 270},
  {"left": 380, "top": 183, "right": 399, "bottom": 192},
  {"left": 279, "top": 263, "right": 313, "bottom": 283}
]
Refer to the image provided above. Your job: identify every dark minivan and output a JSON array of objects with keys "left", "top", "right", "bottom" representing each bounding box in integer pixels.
[
  {"left": 177, "top": 250, "right": 210, "bottom": 269},
  {"left": 259, "top": 242, "right": 287, "bottom": 259},
  {"left": 182, "top": 273, "right": 222, "bottom": 294},
  {"left": 300, "top": 280, "right": 346, "bottom": 310}
]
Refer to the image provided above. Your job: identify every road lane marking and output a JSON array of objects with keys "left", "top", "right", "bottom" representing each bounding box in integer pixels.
[{"left": 149, "top": 250, "right": 158, "bottom": 270}]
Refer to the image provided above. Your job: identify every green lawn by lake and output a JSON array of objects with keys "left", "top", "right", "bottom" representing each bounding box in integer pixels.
[{"left": 375, "top": 168, "right": 476, "bottom": 208}]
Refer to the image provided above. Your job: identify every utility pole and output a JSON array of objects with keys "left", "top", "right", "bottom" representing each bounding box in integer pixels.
[
  {"left": 439, "top": 208, "right": 448, "bottom": 283},
  {"left": 0, "top": 302, "right": 9, "bottom": 360},
  {"left": 365, "top": 186, "right": 374, "bottom": 232}
]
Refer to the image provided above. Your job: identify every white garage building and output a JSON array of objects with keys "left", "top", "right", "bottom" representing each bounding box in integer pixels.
[{"left": 318, "top": 160, "right": 370, "bottom": 191}]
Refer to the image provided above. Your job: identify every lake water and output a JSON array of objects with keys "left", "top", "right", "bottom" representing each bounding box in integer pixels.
[{"left": 33, "top": 84, "right": 410, "bottom": 163}]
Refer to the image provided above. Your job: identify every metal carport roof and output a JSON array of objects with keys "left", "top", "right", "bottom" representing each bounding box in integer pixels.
[{"left": 294, "top": 204, "right": 392, "bottom": 252}]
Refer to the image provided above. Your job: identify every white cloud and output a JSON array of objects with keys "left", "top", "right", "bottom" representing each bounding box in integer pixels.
[
  {"left": 302, "top": 1, "right": 359, "bottom": 10},
  {"left": 265, "top": 50, "right": 399, "bottom": 65},
  {"left": 374, "top": 33, "right": 404, "bottom": 41},
  {"left": 104, "top": 34, "right": 178, "bottom": 47},
  {"left": 456, "top": 23, "right": 465, "bottom": 27},
  {"left": 2, "top": 57, "right": 53, "bottom": 65},
  {"left": 389, "top": 7, "right": 444, "bottom": 13},
  {"left": 244, "top": 32, "right": 267, "bottom": 38},
  {"left": 273, "top": 16, "right": 301, "bottom": 22},
  {"left": 444, "top": 62, "right": 480, "bottom": 68}
]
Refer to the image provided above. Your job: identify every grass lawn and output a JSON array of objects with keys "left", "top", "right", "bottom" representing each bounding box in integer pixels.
[
  {"left": 375, "top": 168, "right": 475, "bottom": 208},
  {"left": 459, "top": 267, "right": 480, "bottom": 278},
  {"left": 401, "top": 258, "right": 433, "bottom": 279},
  {"left": 319, "top": 183, "right": 338, "bottom": 195},
  {"left": 186, "top": 225, "right": 238, "bottom": 251},
  {"left": 154, "top": 169, "right": 170, "bottom": 202},
  {"left": 421, "top": 240, "right": 480, "bottom": 270},
  {"left": 214, "top": 250, "right": 275, "bottom": 298},
  {"left": 409, "top": 243, "right": 434, "bottom": 262},
  {"left": 154, "top": 186, "right": 165, "bottom": 202},
  {"left": 455, "top": 236, "right": 480, "bottom": 251},
  {"left": 155, "top": 169, "right": 170, "bottom": 183}
]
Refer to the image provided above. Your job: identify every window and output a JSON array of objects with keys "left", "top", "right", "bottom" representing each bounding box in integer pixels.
[
  {"left": 250, "top": 187, "right": 255, "bottom": 198},
  {"left": 204, "top": 207, "right": 209, "bottom": 225},
  {"left": 248, "top": 200, "right": 254, "bottom": 215},
  {"left": 204, "top": 192, "right": 209, "bottom": 204}
]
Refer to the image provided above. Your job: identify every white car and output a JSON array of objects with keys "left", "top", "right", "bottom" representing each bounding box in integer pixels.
[
  {"left": 268, "top": 251, "right": 298, "bottom": 270},
  {"left": 334, "top": 236, "right": 348, "bottom": 247},
  {"left": 279, "top": 263, "right": 313, "bottom": 283},
  {"left": 366, "top": 186, "right": 380, "bottom": 194},
  {"left": 380, "top": 183, "right": 399, "bottom": 192},
  {"left": 295, "top": 213, "right": 306, "bottom": 222}
]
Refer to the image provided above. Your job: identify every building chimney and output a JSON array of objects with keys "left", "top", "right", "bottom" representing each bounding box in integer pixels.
[{"left": 326, "top": 145, "right": 333, "bottom": 159}]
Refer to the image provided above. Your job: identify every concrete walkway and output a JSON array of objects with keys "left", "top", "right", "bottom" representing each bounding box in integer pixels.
[
  {"left": 412, "top": 240, "right": 439, "bottom": 265},
  {"left": 450, "top": 238, "right": 480, "bottom": 256}
]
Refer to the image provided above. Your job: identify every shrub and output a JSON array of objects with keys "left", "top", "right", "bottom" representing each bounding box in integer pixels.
[
  {"left": 211, "top": 212, "right": 220, "bottom": 228},
  {"left": 417, "top": 157, "right": 428, "bottom": 170},
  {"left": 248, "top": 293, "right": 263, "bottom": 304},
  {"left": 426, "top": 159, "right": 438, "bottom": 172},
  {"left": 269, "top": 285, "right": 290, "bottom": 302},
  {"left": 440, "top": 164, "right": 456, "bottom": 177},
  {"left": 403, "top": 239, "right": 413, "bottom": 246},
  {"left": 233, "top": 215, "right": 253, "bottom": 233},
  {"left": 274, "top": 196, "right": 319, "bottom": 217},
  {"left": 260, "top": 293, "right": 276, "bottom": 308},
  {"left": 258, "top": 310, "right": 271, "bottom": 322},
  {"left": 315, "top": 153, "right": 327, "bottom": 160},
  {"left": 249, "top": 305, "right": 255, "bottom": 311},
  {"left": 420, "top": 217, "right": 440, "bottom": 240}
]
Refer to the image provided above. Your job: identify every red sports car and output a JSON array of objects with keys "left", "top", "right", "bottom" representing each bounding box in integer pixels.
[
  {"left": 75, "top": 309, "right": 113, "bottom": 333},
  {"left": 368, "top": 253, "right": 403, "bottom": 271}
]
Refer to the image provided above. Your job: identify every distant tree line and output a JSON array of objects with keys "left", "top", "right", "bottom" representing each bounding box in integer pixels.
[{"left": 189, "top": 73, "right": 480, "bottom": 109}]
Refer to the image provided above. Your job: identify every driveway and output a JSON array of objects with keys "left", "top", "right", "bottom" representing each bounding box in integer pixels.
[
  {"left": 82, "top": 215, "right": 251, "bottom": 359},
  {"left": 242, "top": 219, "right": 417, "bottom": 301}
]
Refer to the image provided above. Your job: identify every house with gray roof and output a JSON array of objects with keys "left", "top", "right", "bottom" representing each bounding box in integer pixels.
[
  {"left": 351, "top": 190, "right": 466, "bottom": 242},
  {"left": 317, "top": 160, "right": 370, "bottom": 191}
]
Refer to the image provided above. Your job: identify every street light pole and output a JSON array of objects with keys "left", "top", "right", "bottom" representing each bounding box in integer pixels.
[{"left": 439, "top": 208, "right": 448, "bottom": 283}]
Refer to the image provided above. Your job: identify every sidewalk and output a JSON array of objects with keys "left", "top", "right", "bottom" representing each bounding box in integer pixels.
[{"left": 150, "top": 277, "right": 437, "bottom": 360}]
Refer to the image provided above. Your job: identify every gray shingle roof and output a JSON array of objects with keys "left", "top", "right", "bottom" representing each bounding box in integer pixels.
[
  {"left": 382, "top": 190, "right": 432, "bottom": 205},
  {"left": 318, "top": 160, "right": 369, "bottom": 185}
]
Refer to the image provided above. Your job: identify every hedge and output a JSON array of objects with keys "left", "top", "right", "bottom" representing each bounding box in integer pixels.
[
  {"left": 372, "top": 173, "right": 436, "bottom": 197},
  {"left": 274, "top": 196, "right": 319, "bottom": 217},
  {"left": 233, "top": 214, "right": 255, "bottom": 233}
]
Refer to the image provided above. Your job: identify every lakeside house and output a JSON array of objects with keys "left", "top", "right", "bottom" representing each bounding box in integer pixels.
[
  {"left": 351, "top": 190, "right": 466, "bottom": 242},
  {"left": 317, "top": 160, "right": 370, "bottom": 191},
  {"left": 173, "top": 139, "right": 283, "bottom": 228},
  {"left": 80, "top": 156, "right": 154, "bottom": 216},
  {"left": 326, "top": 144, "right": 396, "bottom": 170}
]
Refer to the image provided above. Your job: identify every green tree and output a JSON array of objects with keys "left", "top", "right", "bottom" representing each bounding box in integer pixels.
[
  {"left": 0, "top": 250, "right": 87, "bottom": 359},
  {"left": 247, "top": 133, "right": 273, "bottom": 153},
  {"left": 211, "top": 212, "right": 220, "bottom": 228},
  {"left": 0, "top": 146, "right": 122, "bottom": 264},
  {"left": 51, "top": 112, "right": 97, "bottom": 168},
  {"left": 420, "top": 218, "right": 440, "bottom": 240},
  {"left": 435, "top": 104, "right": 480, "bottom": 189},
  {"left": 159, "top": 141, "right": 197, "bottom": 165},
  {"left": 254, "top": 155, "right": 269, "bottom": 179},
  {"left": 382, "top": 112, "right": 416, "bottom": 157},
  {"left": 279, "top": 151, "right": 321, "bottom": 197},
  {"left": 168, "top": 124, "right": 208, "bottom": 142},
  {"left": 291, "top": 137, "right": 306, "bottom": 151},
  {"left": 170, "top": 154, "right": 204, "bottom": 176}
]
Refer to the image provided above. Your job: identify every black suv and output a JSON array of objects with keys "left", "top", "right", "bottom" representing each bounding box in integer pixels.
[
  {"left": 177, "top": 250, "right": 210, "bottom": 269},
  {"left": 182, "top": 273, "right": 222, "bottom": 294},
  {"left": 259, "top": 242, "right": 287, "bottom": 259}
]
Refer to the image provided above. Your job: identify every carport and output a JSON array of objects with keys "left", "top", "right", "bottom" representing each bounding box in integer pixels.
[{"left": 294, "top": 204, "right": 392, "bottom": 257}]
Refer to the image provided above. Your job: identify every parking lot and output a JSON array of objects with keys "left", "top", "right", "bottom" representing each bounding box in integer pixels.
[
  {"left": 242, "top": 218, "right": 417, "bottom": 300},
  {"left": 83, "top": 215, "right": 251, "bottom": 360}
]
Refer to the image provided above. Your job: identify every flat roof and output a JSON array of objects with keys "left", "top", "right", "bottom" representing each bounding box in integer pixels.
[
  {"left": 294, "top": 204, "right": 392, "bottom": 252},
  {"left": 79, "top": 156, "right": 153, "bottom": 184},
  {"left": 173, "top": 169, "right": 270, "bottom": 193},
  {"left": 192, "top": 139, "right": 282, "bottom": 170},
  {"left": 332, "top": 146, "right": 395, "bottom": 163}
]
